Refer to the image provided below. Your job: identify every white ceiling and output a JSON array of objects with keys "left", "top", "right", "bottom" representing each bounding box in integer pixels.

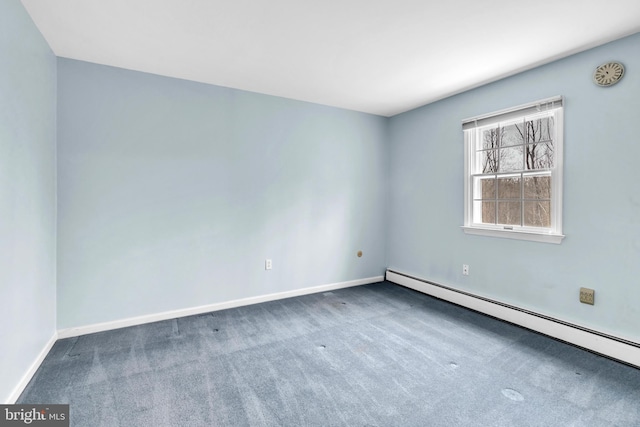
[{"left": 21, "top": 0, "right": 640, "bottom": 117}]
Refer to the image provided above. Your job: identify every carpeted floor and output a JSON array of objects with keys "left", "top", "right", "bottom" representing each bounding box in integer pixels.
[{"left": 18, "top": 281, "right": 640, "bottom": 426}]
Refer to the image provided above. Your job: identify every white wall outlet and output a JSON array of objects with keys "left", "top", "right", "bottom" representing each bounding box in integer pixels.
[
  {"left": 462, "top": 264, "right": 469, "bottom": 276},
  {"left": 265, "top": 259, "right": 272, "bottom": 270}
]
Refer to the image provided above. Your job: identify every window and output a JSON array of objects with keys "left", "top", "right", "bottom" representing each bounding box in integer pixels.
[{"left": 462, "top": 96, "right": 564, "bottom": 244}]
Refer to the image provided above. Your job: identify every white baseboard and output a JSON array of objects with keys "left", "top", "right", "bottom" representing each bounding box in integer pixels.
[
  {"left": 7, "top": 332, "right": 58, "bottom": 404},
  {"left": 386, "top": 269, "right": 640, "bottom": 368},
  {"left": 58, "top": 275, "right": 384, "bottom": 339}
]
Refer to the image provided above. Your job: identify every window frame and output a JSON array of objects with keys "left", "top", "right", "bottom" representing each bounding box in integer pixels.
[{"left": 461, "top": 96, "right": 565, "bottom": 244}]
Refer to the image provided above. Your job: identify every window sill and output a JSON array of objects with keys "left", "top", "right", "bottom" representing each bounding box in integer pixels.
[{"left": 461, "top": 226, "right": 565, "bottom": 244}]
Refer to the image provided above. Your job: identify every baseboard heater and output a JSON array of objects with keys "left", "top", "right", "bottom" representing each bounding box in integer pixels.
[{"left": 385, "top": 269, "right": 640, "bottom": 369}]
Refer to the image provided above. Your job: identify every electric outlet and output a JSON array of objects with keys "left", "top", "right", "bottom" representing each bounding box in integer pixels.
[
  {"left": 265, "top": 259, "right": 272, "bottom": 270},
  {"left": 462, "top": 264, "right": 469, "bottom": 276},
  {"left": 579, "top": 287, "right": 594, "bottom": 305}
]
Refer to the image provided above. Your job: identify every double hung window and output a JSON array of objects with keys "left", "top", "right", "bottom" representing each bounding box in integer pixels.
[{"left": 462, "top": 96, "right": 564, "bottom": 243}]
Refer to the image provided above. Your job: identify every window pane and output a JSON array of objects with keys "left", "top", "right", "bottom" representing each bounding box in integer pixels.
[
  {"left": 499, "top": 146, "right": 523, "bottom": 172},
  {"left": 482, "top": 127, "right": 500, "bottom": 149},
  {"left": 523, "top": 175, "right": 551, "bottom": 199},
  {"left": 475, "top": 200, "right": 496, "bottom": 224},
  {"left": 525, "top": 142, "right": 554, "bottom": 169},
  {"left": 524, "top": 201, "right": 551, "bottom": 227},
  {"left": 478, "top": 149, "right": 499, "bottom": 173},
  {"left": 497, "top": 176, "right": 520, "bottom": 199},
  {"left": 498, "top": 201, "right": 521, "bottom": 225},
  {"left": 501, "top": 122, "right": 525, "bottom": 147},
  {"left": 474, "top": 176, "right": 496, "bottom": 199},
  {"left": 526, "top": 116, "right": 554, "bottom": 144}
]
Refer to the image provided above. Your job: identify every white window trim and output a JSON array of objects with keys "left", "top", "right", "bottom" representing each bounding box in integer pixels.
[{"left": 462, "top": 96, "right": 565, "bottom": 244}]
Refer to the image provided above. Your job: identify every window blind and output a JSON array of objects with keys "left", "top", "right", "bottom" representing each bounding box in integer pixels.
[{"left": 462, "top": 96, "right": 563, "bottom": 131}]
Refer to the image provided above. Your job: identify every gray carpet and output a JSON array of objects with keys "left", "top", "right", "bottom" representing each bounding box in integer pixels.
[{"left": 18, "top": 282, "right": 640, "bottom": 426}]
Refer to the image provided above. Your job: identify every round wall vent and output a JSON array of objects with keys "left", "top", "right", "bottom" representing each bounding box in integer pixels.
[{"left": 593, "top": 62, "right": 625, "bottom": 87}]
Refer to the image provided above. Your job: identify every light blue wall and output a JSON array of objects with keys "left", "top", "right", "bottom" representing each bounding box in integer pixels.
[
  {"left": 0, "top": 0, "right": 57, "bottom": 403},
  {"left": 388, "top": 33, "right": 640, "bottom": 342},
  {"left": 56, "top": 59, "right": 388, "bottom": 329}
]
